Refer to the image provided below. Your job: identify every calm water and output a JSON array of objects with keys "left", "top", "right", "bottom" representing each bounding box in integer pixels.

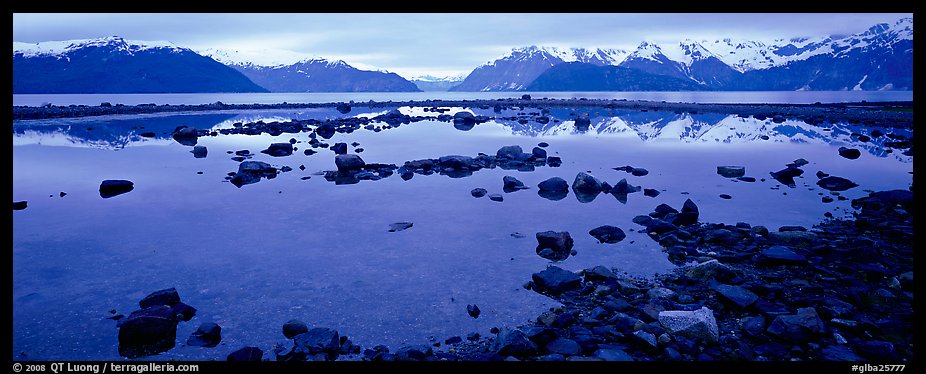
[
  {"left": 12, "top": 90, "right": 914, "bottom": 107},
  {"left": 12, "top": 103, "right": 913, "bottom": 361}
]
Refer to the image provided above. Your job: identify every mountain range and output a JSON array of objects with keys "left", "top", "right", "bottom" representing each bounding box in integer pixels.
[
  {"left": 451, "top": 17, "right": 912, "bottom": 92},
  {"left": 11, "top": 17, "right": 912, "bottom": 94}
]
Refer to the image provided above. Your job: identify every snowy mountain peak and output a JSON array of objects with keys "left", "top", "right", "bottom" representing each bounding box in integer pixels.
[
  {"left": 196, "top": 48, "right": 328, "bottom": 68},
  {"left": 627, "top": 41, "right": 667, "bottom": 62},
  {"left": 13, "top": 36, "right": 183, "bottom": 58}
]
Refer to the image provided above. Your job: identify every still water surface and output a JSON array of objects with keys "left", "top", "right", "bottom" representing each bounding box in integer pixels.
[{"left": 12, "top": 104, "right": 912, "bottom": 360}]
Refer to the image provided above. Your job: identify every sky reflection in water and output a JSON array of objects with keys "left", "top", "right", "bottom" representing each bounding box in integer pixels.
[{"left": 12, "top": 106, "right": 912, "bottom": 360}]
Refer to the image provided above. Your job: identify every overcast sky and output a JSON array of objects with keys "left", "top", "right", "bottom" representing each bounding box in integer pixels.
[{"left": 12, "top": 13, "right": 912, "bottom": 78}]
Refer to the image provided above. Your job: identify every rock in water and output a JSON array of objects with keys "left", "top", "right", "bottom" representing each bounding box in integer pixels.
[
  {"left": 672, "top": 199, "right": 699, "bottom": 226},
  {"left": 292, "top": 328, "right": 341, "bottom": 359},
  {"left": 609, "top": 178, "right": 641, "bottom": 195},
  {"left": 535, "top": 231, "right": 574, "bottom": 261},
  {"left": 531, "top": 147, "right": 547, "bottom": 160},
  {"left": 335, "top": 154, "right": 365, "bottom": 172},
  {"left": 335, "top": 103, "right": 351, "bottom": 114},
  {"left": 467, "top": 304, "right": 481, "bottom": 318},
  {"left": 572, "top": 172, "right": 605, "bottom": 194},
  {"left": 13, "top": 201, "right": 27, "bottom": 210},
  {"left": 388, "top": 222, "right": 413, "bottom": 232},
  {"left": 171, "top": 126, "right": 198, "bottom": 146},
  {"left": 816, "top": 176, "right": 858, "bottom": 191},
  {"left": 588, "top": 225, "right": 626, "bottom": 244},
  {"left": 187, "top": 322, "right": 222, "bottom": 347},
  {"left": 531, "top": 266, "right": 581, "bottom": 294},
  {"left": 227, "top": 346, "right": 263, "bottom": 361},
  {"left": 760, "top": 246, "right": 807, "bottom": 264},
  {"left": 99, "top": 180, "right": 134, "bottom": 198},
  {"left": 471, "top": 188, "right": 488, "bottom": 198},
  {"left": 283, "top": 319, "right": 309, "bottom": 339},
  {"left": 838, "top": 147, "right": 861, "bottom": 159},
  {"left": 261, "top": 142, "right": 294, "bottom": 157},
  {"left": 139, "top": 288, "right": 181, "bottom": 309},
  {"left": 658, "top": 307, "right": 719, "bottom": 343},
  {"left": 717, "top": 166, "right": 745, "bottom": 178},
  {"left": 492, "top": 328, "right": 538, "bottom": 358},
  {"left": 496, "top": 145, "right": 524, "bottom": 159},
  {"left": 488, "top": 194, "right": 504, "bottom": 202},
  {"left": 191, "top": 145, "right": 207, "bottom": 158},
  {"left": 502, "top": 176, "right": 530, "bottom": 192},
  {"left": 537, "top": 177, "right": 569, "bottom": 192},
  {"left": 118, "top": 305, "right": 179, "bottom": 358},
  {"left": 574, "top": 113, "right": 591, "bottom": 129},
  {"left": 770, "top": 166, "right": 804, "bottom": 187},
  {"left": 330, "top": 142, "right": 348, "bottom": 155}
]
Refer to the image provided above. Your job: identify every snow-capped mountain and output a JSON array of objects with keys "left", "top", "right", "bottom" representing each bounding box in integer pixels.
[
  {"left": 453, "top": 17, "right": 912, "bottom": 91},
  {"left": 406, "top": 73, "right": 468, "bottom": 91},
  {"left": 13, "top": 36, "right": 267, "bottom": 94},
  {"left": 199, "top": 48, "right": 420, "bottom": 92},
  {"left": 449, "top": 46, "right": 630, "bottom": 91}
]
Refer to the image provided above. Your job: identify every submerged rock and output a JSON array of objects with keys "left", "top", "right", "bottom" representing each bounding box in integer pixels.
[
  {"left": 187, "top": 322, "right": 222, "bottom": 347},
  {"left": 335, "top": 154, "right": 365, "bottom": 172},
  {"left": 191, "top": 145, "right": 207, "bottom": 158},
  {"left": 816, "top": 176, "right": 858, "bottom": 191},
  {"left": 467, "top": 304, "right": 481, "bottom": 318},
  {"left": 588, "top": 225, "right": 626, "bottom": 244},
  {"left": 388, "top": 222, "right": 414, "bottom": 232}
]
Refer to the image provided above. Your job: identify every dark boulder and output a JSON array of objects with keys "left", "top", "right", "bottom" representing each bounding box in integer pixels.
[
  {"left": 538, "top": 177, "right": 568, "bottom": 192},
  {"left": 770, "top": 166, "right": 804, "bottom": 187},
  {"left": 717, "top": 166, "right": 745, "bottom": 178},
  {"left": 572, "top": 172, "right": 606, "bottom": 194},
  {"left": 467, "top": 304, "right": 481, "bottom": 318},
  {"left": 118, "top": 305, "right": 179, "bottom": 358},
  {"left": 816, "top": 176, "right": 858, "bottom": 191},
  {"left": 291, "top": 328, "right": 340, "bottom": 360},
  {"left": 334, "top": 154, "right": 365, "bottom": 172},
  {"left": 187, "top": 322, "right": 222, "bottom": 347},
  {"left": 496, "top": 145, "right": 524, "bottom": 160},
  {"left": 170, "top": 303, "right": 197, "bottom": 322},
  {"left": 330, "top": 142, "right": 348, "bottom": 155},
  {"left": 532, "top": 266, "right": 581, "bottom": 294},
  {"left": 335, "top": 103, "right": 351, "bottom": 114},
  {"left": 574, "top": 113, "right": 591, "bottom": 129},
  {"left": 171, "top": 126, "right": 199, "bottom": 146},
  {"left": 609, "top": 178, "right": 641, "bottom": 195},
  {"left": 531, "top": 147, "right": 547, "bottom": 160},
  {"left": 231, "top": 161, "right": 277, "bottom": 187},
  {"left": 766, "top": 307, "right": 825, "bottom": 343},
  {"left": 139, "top": 288, "right": 181, "bottom": 309},
  {"left": 672, "top": 199, "right": 699, "bottom": 226},
  {"left": 503, "top": 176, "right": 530, "bottom": 192},
  {"left": 589, "top": 225, "right": 626, "bottom": 244},
  {"left": 488, "top": 194, "right": 504, "bottom": 202},
  {"left": 261, "top": 142, "right": 293, "bottom": 157},
  {"left": 13, "top": 201, "right": 27, "bottom": 210},
  {"left": 395, "top": 345, "right": 432, "bottom": 361},
  {"left": 492, "top": 329, "right": 538, "bottom": 358},
  {"left": 99, "top": 180, "right": 134, "bottom": 198},
  {"left": 546, "top": 156, "right": 562, "bottom": 167},
  {"left": 437, "top": 155, "right": 475, "bottom": 169},
  {"left": 283, "top": 319, "right": 309, "bottom": 339},
  {"left": 535, "top": 231, "right": 574, "bottom": 261},
  {"left": 227, "top": 346, "right": 263, "bottom": 361},
  {"left": 545, "top": 338, "right": 581, "bottom": 356},
  {"left": 711, "top": 284, "right": 759, "bottom": 308},
  {"left": 838, "top": 147, "right": 861, "bottom": 160},
  {"left": 453, "top": 111, "right": 476, "bottom": 125},
  {"left": 191, "top": 145, "right": 207, "bottom": 158},
  {"left": 851, "top": 189, "right": 913, "bottom": 213},
  {"left": 643, "top": 188, "right": 660, "bottom": 197},
  {"left": 760, "top": 246, "right": 808, "bottom": 264},
  {"left": 471, "top": 188, "right": 488, "bottom": 198}
]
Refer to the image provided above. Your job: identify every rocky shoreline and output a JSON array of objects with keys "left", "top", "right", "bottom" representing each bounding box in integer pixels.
[{"left": 12, "top": 97, "right": 914, "bottom": 128}]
